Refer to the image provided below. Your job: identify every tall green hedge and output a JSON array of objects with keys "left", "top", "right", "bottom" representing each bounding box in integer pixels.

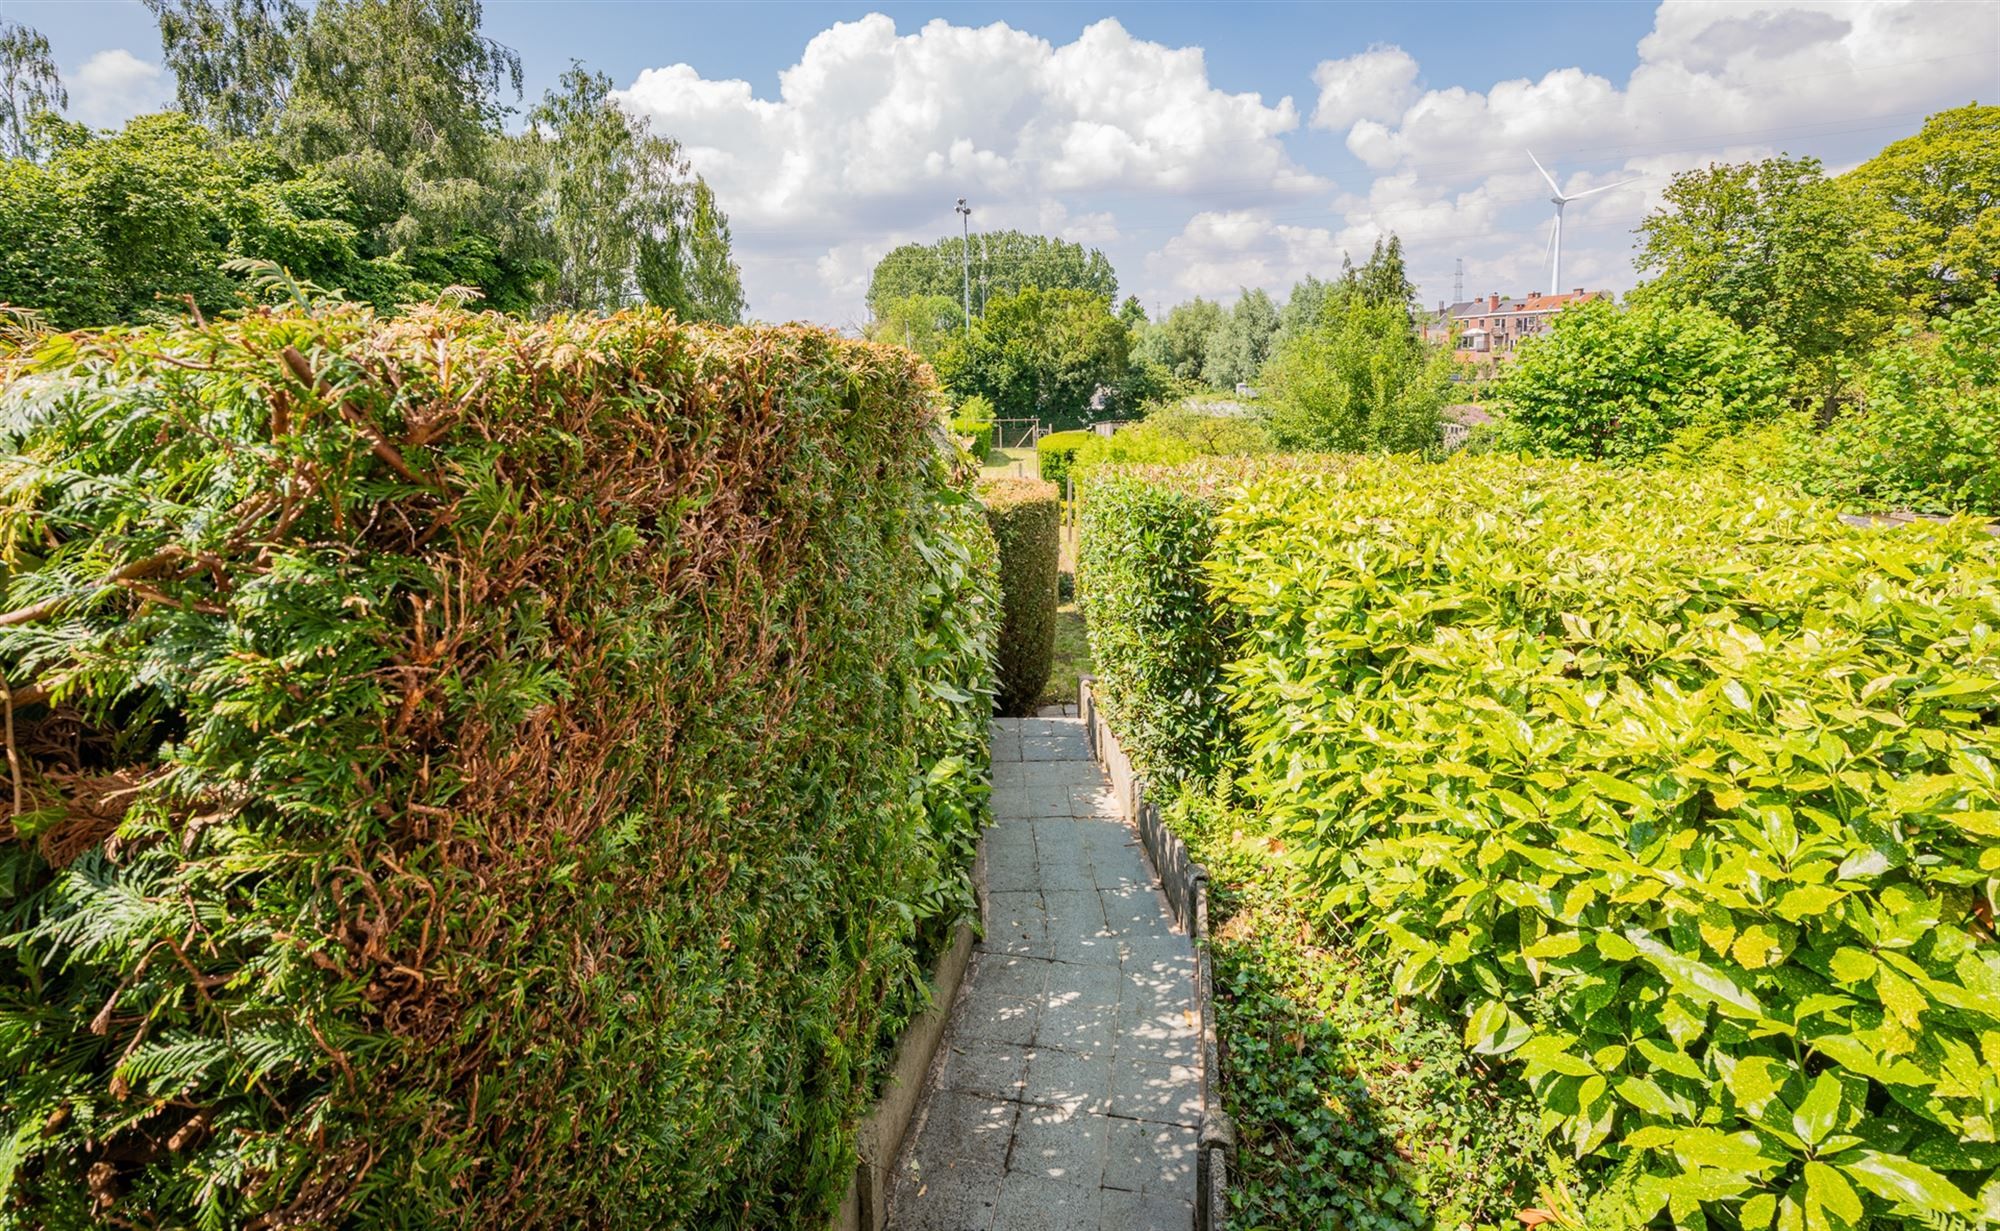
[
  {"left": 1207, "top": 456, "right": 2000, "bottom": 1227},
  {"left": 1074, "top": 462, "right": 1267, "bottom": 783},
  {"left": 1035, "top": 429, "right": 1094, "bottom": 490},
  {"left": 0, "top": 306, "right": 997, "bottom": 1228},
  {"left": 978, "top": 477, "right": 1059, "bottom": 716}
]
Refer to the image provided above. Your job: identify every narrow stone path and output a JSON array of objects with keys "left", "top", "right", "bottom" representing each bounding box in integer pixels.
[{"left": 886, "top": 716, "right": 1200, "bottom": 1231}]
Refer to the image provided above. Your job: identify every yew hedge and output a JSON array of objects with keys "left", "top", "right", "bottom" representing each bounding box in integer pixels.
[
  {"left": 0, "top": 306, "right": 997, "bottom": 1228},
  {"left": 1207, "top": 456, "right": 2000, "bottom": 1229}
]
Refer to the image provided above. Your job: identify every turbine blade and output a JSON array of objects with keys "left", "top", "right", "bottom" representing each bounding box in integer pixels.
[
  {"left": 1543, "top": 215, "right": 1557, "bottom": 268},
  {"left": 1527, "top": 148, "right": 1561, "bottom": 194},
  {"left": 1569, "top": 176, "right": 1642, "bottom": 200}
]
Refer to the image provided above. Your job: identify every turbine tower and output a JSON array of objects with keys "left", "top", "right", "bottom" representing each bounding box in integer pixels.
[{"left": 1528, "top": 151, "right": 1638, "bottom": 296}]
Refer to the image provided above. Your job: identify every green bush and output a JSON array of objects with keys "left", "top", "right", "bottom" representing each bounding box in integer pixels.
[
  {"left": 1162, "top": 786, "right": 1562, "bottom": 1230},
  {"left": 1493, "top": 299, "right": 1790, "bottom": 461},
  {"left": 1035, "top": 429, "right": 1094, "bottom": 489},
  {"left": 978, "top": 477, "right": 1059, "bottom": 716},
  {"left": 1667, "top": 292, "right": 2000, "bottom": 517},
  {"left": 1070, "top": 408, "right": 1275, "bottom": 477},
  {"left": 0, "top": 306, "right": 996, "bottom": 1228},
  {"left": 1207, "top": 455, "right": 2000, "bottom": 1228},
  {"left": 1259, "top": 297, "right": 1454, "bottom": 455},
  {"left": 1076, "top": 463, "right": 1252, "bottom": 783},
  {"left": 951, "top": 417, "right": 994, "bottom": 458}
]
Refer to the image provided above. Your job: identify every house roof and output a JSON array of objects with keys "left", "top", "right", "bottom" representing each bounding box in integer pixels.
[{"left": 1435, "top": 289, "right": 1606, "bottom": 321}]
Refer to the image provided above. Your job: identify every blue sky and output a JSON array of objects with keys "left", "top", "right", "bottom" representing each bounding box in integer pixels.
[{"left": 10, "top": 1, "right": 1995, "bottom": 325}]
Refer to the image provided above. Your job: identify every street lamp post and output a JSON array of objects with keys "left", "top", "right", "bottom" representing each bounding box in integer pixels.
[{"left": 955, "top": 197, "right": 972, "bottom": 335}]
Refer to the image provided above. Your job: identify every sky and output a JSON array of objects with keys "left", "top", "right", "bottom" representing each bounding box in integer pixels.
[{"left": 9, "top": 0, "right": 1998, "bottom": 328}]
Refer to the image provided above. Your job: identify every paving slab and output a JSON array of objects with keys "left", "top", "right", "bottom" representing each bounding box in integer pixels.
[{"left": 889, "top": 717, "right": 1200, "bottom": 1231}]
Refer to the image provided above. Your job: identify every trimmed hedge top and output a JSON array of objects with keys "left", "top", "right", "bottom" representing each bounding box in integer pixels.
[
  {"left": 1035, "top": 429, "right": 1095, "bottom": 489},
  {"left": 0, "top": 306, "right": 995, "bottom": 1227},
  {"left": 1075, "top": 457, "right": 1341, "bottom": 784}
]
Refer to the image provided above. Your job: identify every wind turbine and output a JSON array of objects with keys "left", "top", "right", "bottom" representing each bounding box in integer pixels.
[{"left": 1527, "top": 150, "right": 1639, "bottom": 296}]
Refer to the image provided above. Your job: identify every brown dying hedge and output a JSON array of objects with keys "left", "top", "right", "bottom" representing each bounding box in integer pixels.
[{"left": 0, "top": 305, "right": 996, "bottom": 1228}]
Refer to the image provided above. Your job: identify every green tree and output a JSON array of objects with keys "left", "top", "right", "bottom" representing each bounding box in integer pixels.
[
  {"left": 865, "top": 293, "right": 965, "bottom": 360},
  {"left": 1819, "top": 289, "right": 2000, "bottom": 513},
  {"left": 526, "top": 65, "right": 743, "bottom": 320},
  {"left": 1843, "top": 104, "right": 2000, "bottom": 317},
  {"left": 1633, "top": 155, "right": 1891, "bottom": 402},
  {"left": 1273, "top": 274, "right": 1331, "bottom": 348},
  {"left": 1493, "top": 299, "right": 1789, "bottom": 460},
  {"left": 0, "top": 112, "right": 414, "bottom": 328},
  {"left": 0, "top": 17, "right": 66, "bottom": 161},
  {"left": 144, "top": 0, "right": 306, "bottom": 139},
  {"left": 1341, "top": 235, "right": 1416, "bottom": 315},
  {"left": 933, "top": 287, "right": 1129, "bottom": 430},
  {"left": 867, "top": 230, "right": 1116, "bottom": 316},
  {"left": 1259, "top": 296, "right": 1453, "bottom": 454},
  {"left": 148, "top": 0, "right": 547, "bottom": 309},
  {"left": 1135, "top": 297, "right": 1224, "bottom": 384},
  {"left": 1201, "top": 288, "right": 1279, "bottom": 388},
  {"left": 1116, "top": 294, "right": 1148, "bottom": 330}
]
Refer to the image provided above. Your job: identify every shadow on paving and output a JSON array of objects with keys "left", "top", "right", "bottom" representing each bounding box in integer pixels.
[{"left": 885, "top": 717, "right": 1201, "bottom": 1231}]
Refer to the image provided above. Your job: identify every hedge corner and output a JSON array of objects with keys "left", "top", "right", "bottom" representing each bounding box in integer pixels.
[{"left": 977, "top": 477, "right": 1060, "bottom": 717}]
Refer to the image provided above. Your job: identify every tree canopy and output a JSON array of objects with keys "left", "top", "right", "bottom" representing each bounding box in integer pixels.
[
  {"left": 0, "top": 17, "right": 66, "bottom": 160},
  {"left": 1633, "top": 155, "right": 1890, "bottom": 401},
  {"left": 867, "top": 230, "right": 1117, "bottom": 317},
  {"left": 0, "top": 2, "right": 742, "bottom": 325},
  {"left": 1842, "top": 103, "right": 2000, "bottom": 317},
  {"left": 527, "top": 65, "right": 742, "bottom": 320},
  {"left": 932, "top": 287, "right": 1130, "bottom": 429},
  {"left": 1258, "top": 293, "right": 1452, "bottom": 454},
  {"left": 1493, "top": 298, "right": 1789, "bottom": 460}
]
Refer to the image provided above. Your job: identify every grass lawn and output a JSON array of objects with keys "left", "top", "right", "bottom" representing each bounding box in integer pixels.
[
  {"left": 1036, "top": 597, "right": 1090, "bottom": 709},
  {"left": 980, "top": 446, "right": 1039, "bottom": 481}
]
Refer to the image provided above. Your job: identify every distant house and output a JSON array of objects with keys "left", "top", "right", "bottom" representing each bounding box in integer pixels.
[
  {"left": 1423, "top": 289, "right": 1607, "bottom": 364},
  {"left": 1441, "top": 403, "right": 1492, "bottom": 452}
]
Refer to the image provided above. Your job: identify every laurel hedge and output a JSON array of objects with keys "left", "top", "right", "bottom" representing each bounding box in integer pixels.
[
  {"left": 978, "top": 477, "right": 1059, "bottom": 717},
  {"left": 1035, "top": 429, "right": 1094, "bottom": 490},
  {"left": 1207, "top": 456, "right": 2000, "bottom": 1229},
  {"left": 0, "top": 306, "right": 998, "bottom": 1228}
]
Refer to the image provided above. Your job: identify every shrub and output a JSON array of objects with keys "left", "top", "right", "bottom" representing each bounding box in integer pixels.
[
  {"left": 1661, "top": 292, "right": 2000, "bottom": 518},
  {"left": 1035, "top": 429, "right": 1094, "bottom": 489},
  {"left": 951, "top": 416, "right": 994, "bottom": 458},
  {"left": 0, "top": 306, "right": 996, "bottom": 1228},
  {"left": 978, "top": 477, "right": 1059, "bottom": 716},
  {"left": 1207, "top": 455, "right": 2000, "bottom": 1228},
  {"left": 1072, "top": 424, "right": 1197, "bottom": 472},
  {"left": 1075, "top": 463, "right": 1247, "bottom": 784},
  {"left": 1492, "top": 299, "right": 1789, "bottom": 460},
  {"left": 1259, "top": 297, "right": 1453, "bottom": 455},
  {"left": 1070, "top": 407, "right": 1273, "bottom": 475},
  {"left": 1163, "top": 786, "right": 1562, "bottom": 1230}
]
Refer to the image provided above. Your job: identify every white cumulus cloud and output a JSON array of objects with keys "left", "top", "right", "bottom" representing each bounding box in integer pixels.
[
  {"left": 68, "top": 49, "right": 173, "bottom": 130},
  {"left": 1310, "top": 45, "right": 1420, "bottom": 132},
  {"left": 615, "top": 14, "right": 1318, "bottom": 323}
]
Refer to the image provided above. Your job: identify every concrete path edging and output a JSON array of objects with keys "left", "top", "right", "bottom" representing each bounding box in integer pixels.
[
  {"left": 838, "top": 900, "right": 981, "bottom": 1228},
  {"left": 1079, "top": 678, "right": 1238, "bottom": 1231}
]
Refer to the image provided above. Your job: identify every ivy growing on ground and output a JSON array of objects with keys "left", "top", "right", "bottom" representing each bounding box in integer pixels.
[
  {"left": 1161, "top": 785, "right": 1562, "bottom": 1231},
  {"left": 0, "top": 304, "right": 996, "bottom": 1227}
]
